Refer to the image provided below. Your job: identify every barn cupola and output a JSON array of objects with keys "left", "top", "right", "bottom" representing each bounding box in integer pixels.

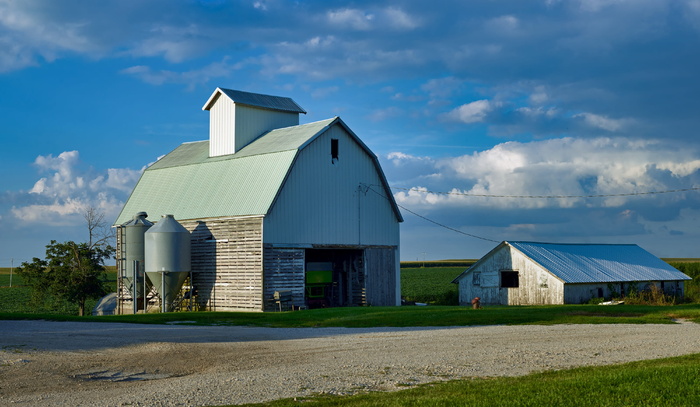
[{"left": 202, "top": 88, "right": 306, "bottom": 157}]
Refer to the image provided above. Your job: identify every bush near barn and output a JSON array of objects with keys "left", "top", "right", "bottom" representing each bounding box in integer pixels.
[{"left": 667, "top": 261, "right": 700, "bottom": 303}]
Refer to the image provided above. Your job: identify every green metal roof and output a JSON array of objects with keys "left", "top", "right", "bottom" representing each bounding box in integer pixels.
[
  {"left": 115, "top": 119, "right": 335, "bottom": 225},
  {"left": 115, "top": 117, "right": 403, "bottom": 225}
]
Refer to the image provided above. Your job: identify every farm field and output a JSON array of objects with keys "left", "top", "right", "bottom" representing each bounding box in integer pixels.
[{"left": 400, "top": 266, "right": 465, "bottom": 305}]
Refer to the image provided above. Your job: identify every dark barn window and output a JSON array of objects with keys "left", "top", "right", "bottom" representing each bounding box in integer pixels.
[
  {"left": 500, "top": 271, "right": 519, "bottom": 288},
  {"left": 331, "top": 138, "right": 339, "bottom": 163}
]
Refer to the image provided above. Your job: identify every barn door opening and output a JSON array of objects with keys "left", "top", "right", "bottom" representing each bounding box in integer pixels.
[{"left": 305, "top": 249, "right": 364, "bottom": 308}]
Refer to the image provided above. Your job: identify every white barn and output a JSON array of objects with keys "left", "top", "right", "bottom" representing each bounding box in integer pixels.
[
  {"left": 114, "top": 88, "right": 403, "bottom": 312},
  {"left": 453, "top": 241, "right": 691, "bottom": 305}
]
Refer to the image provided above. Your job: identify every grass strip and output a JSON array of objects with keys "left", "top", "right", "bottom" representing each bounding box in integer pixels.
[
  {"left": 236, "top": 353, "right": 700, "bottom": 407},
  {"left": 2, "top": 304, "right": 700, "bottom": 327}
]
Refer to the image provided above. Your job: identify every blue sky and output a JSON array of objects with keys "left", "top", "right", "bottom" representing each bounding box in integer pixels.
[{"left": 2, "top": 0, "right": 700, "bottom": 265}]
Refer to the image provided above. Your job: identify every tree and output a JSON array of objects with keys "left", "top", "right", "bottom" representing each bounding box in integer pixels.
[
  {"left": 16, "top": 206, "right": 115, "bottom": 316},
  {"left": 83, "top": 205, "right": 115, "bottom": 251},
  {"left": 17, "top": 240, "right": 114, "bottom": 316}
]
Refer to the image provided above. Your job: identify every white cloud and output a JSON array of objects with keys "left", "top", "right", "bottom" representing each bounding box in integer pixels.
[
  {"left": 0, "top": 0, "right": 98, "bottom": 71},
  {"left": 253, "top": 1, "right": 268, "bottom": 11},
  {"left": 485, "top": 15, "right": 520, "bottom": 34},
  {"left": 120, "top": 58, "right": 241, "bottom": 89},
  {"left": 326, "top": 7, "right": 419, "bottom": 31},
  {"left": 10, "top": 150, "right": 142, "bottom": 226},
  {"left": 125, "top": 24, "right": 211, "bottom": 63},
  {"left": 443, "top": 100, "right": 495, "bottom": 123},
  {"left": 327, "top": 9, "right": 374, "bottom": 31},
  {"left": 574, "top": 112, "right": 632, "bottom": 132},
  {"left": 392, "top": 137, "right": 700, "bottom": 211},
  {"left": 384, "top": 7, "right": 420, "bottom": 30},
  {"left": 11, "top": 198, "right": 86, "bottom": 225}
]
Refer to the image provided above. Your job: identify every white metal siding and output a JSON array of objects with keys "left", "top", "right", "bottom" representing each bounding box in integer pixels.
[
  {"left": 209, "top": 100, "right": 300, "bottom": 157},
  {"left": 263, "top": 125, "right": 400, "bottom": 246},
  {"left": 234, "top": 105, "right": 299, "bottom": 152},
  {"left": 209, "top": 95, "right": 236, "bottom": 157}
]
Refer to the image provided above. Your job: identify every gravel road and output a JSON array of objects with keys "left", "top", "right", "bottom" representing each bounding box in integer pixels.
[{"left": 1, "top": 320, "right": 699, "bottom": 406}]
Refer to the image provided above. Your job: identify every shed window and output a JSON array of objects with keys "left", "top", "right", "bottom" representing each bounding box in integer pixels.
[
  {"left": 331, "top": 139, "right": 339, "bottom": 163},
  {"left": 500, "top": 271, "right": 519, "bottom": 288},
  {"left": 472, "top": 272, "right": 481, "bottom": 286}
]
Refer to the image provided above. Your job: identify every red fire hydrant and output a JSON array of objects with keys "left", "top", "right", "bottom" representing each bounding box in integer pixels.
[{"left": 471, "top": 297, "right": 481, "bottom": 309}]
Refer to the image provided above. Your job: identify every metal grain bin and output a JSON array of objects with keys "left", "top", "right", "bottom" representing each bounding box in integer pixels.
[
  {"left": 122, "top": 212, "right": 153, "bottom": 303},
  {"left": 144, "top": 214, "right": 191, "bottom": 312}
]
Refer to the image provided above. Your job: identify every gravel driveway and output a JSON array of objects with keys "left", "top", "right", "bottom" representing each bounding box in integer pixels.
[{"left": 1, "top": 320, "right": 699, "bottom": 406}]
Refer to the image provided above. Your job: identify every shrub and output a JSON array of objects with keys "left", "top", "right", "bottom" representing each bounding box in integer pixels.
[
  {"left": 668, "top": 262, "right": 700, "bottom": 303},
  {"left": 625, "top": 285, "right": 679, "bottom": 306}
]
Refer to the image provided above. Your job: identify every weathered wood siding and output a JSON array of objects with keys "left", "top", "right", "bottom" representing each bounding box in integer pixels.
[
  {"left": 262, "top": 247, "right": 305, "bottom": 311},
  {"left": 365, "top": 247, "right": 398, "bottom": 306},
  {"left": 457, "top": 244, "right": 565, "bottom": 305},
  {"left": 181, "top": 216, "right": 264, "bottom": 312}
]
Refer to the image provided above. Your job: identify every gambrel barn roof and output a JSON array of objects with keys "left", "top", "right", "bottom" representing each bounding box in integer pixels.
[
  {"left": 454, "top": 241, "right": 690, "bottom": 284},
  {"left": 114, "top": 117, "right": 402, "bottom": 225}
]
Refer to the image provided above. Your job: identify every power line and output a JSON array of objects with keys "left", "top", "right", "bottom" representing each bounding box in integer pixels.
[
  {"left": 365, "top": 185, "right": 499, "bottom": 243},
  {"left": 387, "top": 186, "right": 700, "bottom": 199},
  {"left": 394, "top": 202, "right": 500, "bottom": 243},
  {"left": 365, "top": 182, "right": 700, "bottom": 243}
]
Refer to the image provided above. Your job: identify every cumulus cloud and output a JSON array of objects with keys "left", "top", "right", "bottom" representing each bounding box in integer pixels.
[
  {"left": 391, "top": 137, "right": 700, "bottom": 214},
  {"left": 8, "top": 150, "right": 142, "bottom": 227}
]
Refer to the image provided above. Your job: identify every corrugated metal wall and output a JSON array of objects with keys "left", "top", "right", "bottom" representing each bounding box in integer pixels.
[
  {"left": 234, "top": 104, "right": 299, "bottom": 152},
  {"left": 263, "top": 124, "right": 400, "bottom": 246},
  {"left": 209, "top": 95, "right": 236, "bottom": 157},
  {"left": 209, "top": 100, "right": 300, "bottom": 157}
]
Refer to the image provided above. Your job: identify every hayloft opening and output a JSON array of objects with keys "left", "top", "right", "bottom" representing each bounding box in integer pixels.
[
  {"left": 331, "top": 138, "right": 339, "bottom": 163},
  {"left": 500, "top": 270, "right": 519, "bottom": 288},
  {"left": 305, "top": 248, "right": 364, "bottom": 308}
]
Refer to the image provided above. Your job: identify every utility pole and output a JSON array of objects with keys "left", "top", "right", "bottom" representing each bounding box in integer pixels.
[{"left": 9, "top": 258, "right": 13, "bottom": 287}]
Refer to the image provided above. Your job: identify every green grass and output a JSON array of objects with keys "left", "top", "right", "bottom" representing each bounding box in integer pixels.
[
  {"left": 2, "top": 303, "right": 700, "bottom": 327},
  {"left": 236, "top": 353, "right": 700, "bottom": 407}
]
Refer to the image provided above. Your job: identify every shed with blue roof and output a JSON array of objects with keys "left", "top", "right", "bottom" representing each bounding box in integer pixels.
[{"left": 452, "top": 241, "right": 690, "bottom": 305}]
